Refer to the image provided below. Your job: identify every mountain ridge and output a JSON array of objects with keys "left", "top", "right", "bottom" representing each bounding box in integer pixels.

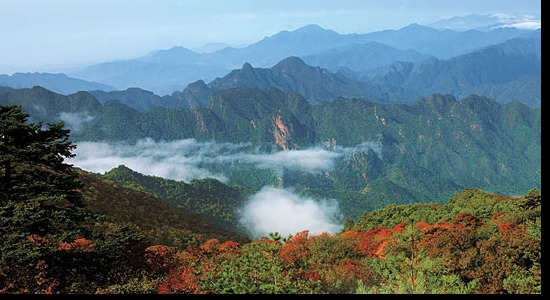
[
  {"left": 64, "top": 22, "right": 539, "bottom": 95},
  {"left": 0, "top": 25, "right": 539, "bottom": 108},
  {"left": 0, "top": 85, "right": 540, "bottom": 213}
]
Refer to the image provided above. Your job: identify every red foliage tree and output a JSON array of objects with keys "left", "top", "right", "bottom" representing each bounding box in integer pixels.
[{"left": 157, "top": 267, "right": 205, "bottom": 294}]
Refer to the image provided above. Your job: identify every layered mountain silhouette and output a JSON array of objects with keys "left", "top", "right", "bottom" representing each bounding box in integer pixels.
[
  {"left": 55, "top": 36, "right": 542, "bottom": 112},
  {"left": 178, "top": 57, "right": 393, "bottom": 107},
  {"left": 0, "top": 15, "right": 541, "bottom": 290},
  {"left": 0, "top": 18, "right": 541, "bottom": 215},
  {"left": 63, "top": 23, "right": 539, "bottom": 96},
  {"left": 0, "top": 72, "right": 116, "bottom": 95},
  {"left": 175, "top": 37, "right": 540, "bottom": 108},
  {"left": 1, "top": 23, "right": 540, "bottom": 108}
]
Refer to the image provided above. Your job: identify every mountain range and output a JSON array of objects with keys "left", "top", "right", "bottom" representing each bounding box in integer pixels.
[
  {"left": 0, "top": 22, "right": 540, "bottom": 108},
  {"left": 0, "top": 16, "right": 541, "bottom": 230},
  {"left": 67, "top": 22, "right": 541, "bottom": 97},
  {"left": 0, "top": 13, "right": 541, "bottom": 294},
  {"left": 0, "top": 85, "right": 540, "bottom": 223}
]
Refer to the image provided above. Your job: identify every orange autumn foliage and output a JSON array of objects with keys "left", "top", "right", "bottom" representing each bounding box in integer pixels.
[
  {"left": 341, "top": 228, "right": 393, "bottom": 257},
  {"left": 145, "top": 245, "right": 177, "bottom": 273},
  {"left": 157, "top": 267, "right": 206, "bottom": 294},
  {"left": 58, "top": 238, "right": 94, "bottom": 253},
  {"left": 280, "top": 230, "right": 311, "bottom": 266},
  {"left": 219, "top": 240, "right": 241, "bottom": 253}
]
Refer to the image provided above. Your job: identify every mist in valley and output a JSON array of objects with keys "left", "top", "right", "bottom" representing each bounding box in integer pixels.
[{"left": 69, "top": 138, "right": 382, "bottom": 238}]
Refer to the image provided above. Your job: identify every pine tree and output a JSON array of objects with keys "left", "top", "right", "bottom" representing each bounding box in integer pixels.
[{"left": 0, "top": 104, "right": 97, "bottom": 293}]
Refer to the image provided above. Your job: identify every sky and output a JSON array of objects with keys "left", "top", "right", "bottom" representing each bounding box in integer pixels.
[{"left": 0, "top": 0, "right": 541, "bottom": 74}]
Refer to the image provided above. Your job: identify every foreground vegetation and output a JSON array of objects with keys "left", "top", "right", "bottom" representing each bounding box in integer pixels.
[{"left": 0, "top": 104, "right": 540, "bottom": 293}]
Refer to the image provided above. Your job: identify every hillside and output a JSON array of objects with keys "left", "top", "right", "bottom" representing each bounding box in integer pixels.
[
  {"left": 0, "top": 102, "right": 540, "bottom": 294},
  {"left": 77, "top": 168, "right": 250, "bottom": 247},
  {"left": 361, "top": 37, "right": 541, "bottom": 107},
  {"left": 96, "top": 165, "right": 254, "bottom": 237},
  {"left": 0, "top": 86, "right": 540, "bottom": 221}
]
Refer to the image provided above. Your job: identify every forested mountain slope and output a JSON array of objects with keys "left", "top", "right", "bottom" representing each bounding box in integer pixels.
[
  {"left": 0, "top": 86, "right": 540, "bottom": 217},
  {"left": 0, "top": 103, "right": 541, "bottom": 294}
]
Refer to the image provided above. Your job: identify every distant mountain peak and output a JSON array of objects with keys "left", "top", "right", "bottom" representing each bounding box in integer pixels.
[
  {"left": 139, "top": 46, "right": 199, "bottom": 63},
  {"left": 162, "top": 46, "right": 195, "bottom": 53},
  {"left": 400, "top": 23, "right": 439, "bottom": 32},
  {"left": 294, "top": 24, "right": 330, "bottom": 33},
  {"left": 266, "top": 24, "right": 341, "bottom": 43},
  {"left": 242, "top": 62, "right": 254, "bottom": 71},
  {"left": 272, "top": 56, "right": 307, "bottom": 69}
]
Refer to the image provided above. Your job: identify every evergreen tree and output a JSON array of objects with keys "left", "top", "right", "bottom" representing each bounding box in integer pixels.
[{"left": 0, "top": 104, "right": 98, "bottom": 293}]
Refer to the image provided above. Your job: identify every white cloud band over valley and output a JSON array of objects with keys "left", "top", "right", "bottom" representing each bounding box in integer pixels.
[{"left": 68, "top": 138, "right": 382, "bottom": 238}]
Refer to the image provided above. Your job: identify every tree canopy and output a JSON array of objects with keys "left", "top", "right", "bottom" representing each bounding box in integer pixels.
[{"left": 0, "top": 104, "right": 151, "bottom": 293}]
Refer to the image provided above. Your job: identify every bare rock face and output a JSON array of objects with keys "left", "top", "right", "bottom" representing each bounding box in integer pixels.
[{"left": 273, "top": 114, "right": 293, "bottom": 150}]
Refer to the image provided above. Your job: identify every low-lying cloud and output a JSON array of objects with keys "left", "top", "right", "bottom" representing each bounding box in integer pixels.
[
  {"left": 58, "top": 111, "right": 94, "bottom": 133},
  {"left": 69, "top": 138, "right": 381, "bottom": 238},
  {"left": 70, "top": 138, "right": 372, "bottom": 183},
  {"left": 238, "top": 186, "right": 343, "bottom": 239}
]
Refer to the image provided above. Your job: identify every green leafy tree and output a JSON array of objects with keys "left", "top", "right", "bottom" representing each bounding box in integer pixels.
[{"left": 199, "top": 238, "right": 299, "bottom": 294}]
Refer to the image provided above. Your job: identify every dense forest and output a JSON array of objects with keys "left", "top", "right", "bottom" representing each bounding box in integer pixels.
[
  {"left": 0, "top": 104, "right": 541, "bottom": 294},
  {"left": 0, "top": 86, "right": 541, "bottom": 215}
]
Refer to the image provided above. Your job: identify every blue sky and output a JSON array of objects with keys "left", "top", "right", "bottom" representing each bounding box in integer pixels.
[{"left": 0, "top": 0, "right": 540, "bottom": 74}]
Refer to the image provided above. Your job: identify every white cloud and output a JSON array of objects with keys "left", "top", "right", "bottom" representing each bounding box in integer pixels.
[
  {"left": 68, "top": 138, "right": 384, "bottom": 238},
  {"left": 70, "top": 138, "right": 382, "bottom": 182},
  {"left": 500, "top": 21, "right": 541, "bottom": 30},
  {"left": 70, "top": 139, "right": 229, "bottom": 182},
  {"left": 239, "top": 147, "right": 342, "bottom": 173},
  {"left": 238, "top": 186, "right": 343, "bottom": 239},
  {"left": 58, "top": 111, "right": 94, "bottom": 133},
  {"left": 492, "top": 13, "right": 541, "bottom": 30}
]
